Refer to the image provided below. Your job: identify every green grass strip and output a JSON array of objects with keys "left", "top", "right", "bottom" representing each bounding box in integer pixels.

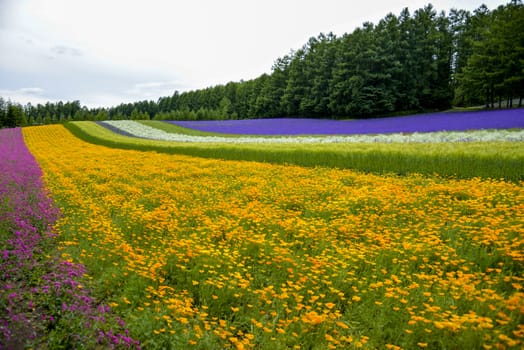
[{"left": 64, "top": 121, "right": 524, "bottom": 181}]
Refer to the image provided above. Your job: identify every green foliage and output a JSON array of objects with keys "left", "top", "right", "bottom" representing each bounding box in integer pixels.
[
  {"left": 0, "top": 101, "right": 27, "bottom": 128},
  {"left": 0, "top": 98, "right": 7, "bottom": 127},
  {"left": 95, "top": 109, "right": 110, "bottom": 121},
  {"left": 456, "top": 1, "right": 524, "bottom": 107}
]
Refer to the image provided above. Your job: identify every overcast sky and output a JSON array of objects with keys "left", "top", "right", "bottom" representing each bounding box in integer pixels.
[{"left": 0, "top": 0, "right": 507, "bottom": 108}]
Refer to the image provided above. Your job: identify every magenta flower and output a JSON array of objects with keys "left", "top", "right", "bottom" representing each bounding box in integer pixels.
[{"left": 0, "top": 128, "right": 139, "bottom": 349}]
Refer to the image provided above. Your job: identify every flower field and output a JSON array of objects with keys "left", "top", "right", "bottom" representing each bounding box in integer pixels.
[
  {"left": 17, "top": 124, "right": 524, "bottom": 349},
  {"left": 101, "top": 120, "right": 524, "bottom": 144},
  {"left": 67, "top": 121, "right": 524, "bottom": 181},
  {"left": 0, "top": 128, "right": 138, "bottom": 348},
  {"left": 168, "top": 109, "right": 524, "bottom": 135}
]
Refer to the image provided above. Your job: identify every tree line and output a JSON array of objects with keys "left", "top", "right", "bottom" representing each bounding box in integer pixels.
[{"left": 1, "top": 1, "right": 522, "bottom": 128}]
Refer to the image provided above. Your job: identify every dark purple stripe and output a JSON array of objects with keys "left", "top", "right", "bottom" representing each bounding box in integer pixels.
[{"left": 96, "top": 121, "right": 138, "bottom": 137}]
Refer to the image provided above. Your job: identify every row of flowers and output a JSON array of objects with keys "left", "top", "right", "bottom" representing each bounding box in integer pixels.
[
  {"left": 169, "top": 109, "right": 524, "bottom": 135},
  {"left": 0, "top": 128, "right": 139, "bottom": 349},
  {"left": 22, "top": 124, "right": 524, "bottom": 349},
  {"left": 101, "top": 120, "right": 524, "bottom": 143}
]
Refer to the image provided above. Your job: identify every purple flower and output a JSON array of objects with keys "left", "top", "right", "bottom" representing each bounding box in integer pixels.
[
  {"left": 168, "top": 108, "right": 524, "bottom": 135},
  {"left": 0, "top": 128, "right": 140, "bottom": 349}
]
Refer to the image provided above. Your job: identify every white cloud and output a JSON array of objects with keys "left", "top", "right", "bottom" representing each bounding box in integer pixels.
[
  {"left": 51, "top": 45, "right": 83, "bottom": 57},
  {"left": 17, "top": 87, "right": 44, "bottom": 95},
  {"left": 80, "top": 93, "right": 135, "bottom": 109},
  {"left": 125, "top": 81, "right": 184, "bottom": 99},
  {"left": 0, "top": 87, "right": 53, "bottom": 105}
]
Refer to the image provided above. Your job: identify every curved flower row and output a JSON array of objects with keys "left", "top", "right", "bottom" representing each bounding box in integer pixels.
[
  {"left": 0, "top": 128, "right": 139, "bottom": 349},
  {"left": 101, "top": 120, "right": 524, "bottom": 143}
]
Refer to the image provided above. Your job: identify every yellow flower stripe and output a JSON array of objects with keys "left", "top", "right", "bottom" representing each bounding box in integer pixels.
[{"left": 23, "top": 125, "right": 524, "bottom": 349}]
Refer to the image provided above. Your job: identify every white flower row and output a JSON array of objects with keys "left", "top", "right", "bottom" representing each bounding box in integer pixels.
[{"left": 101, "top": 120, "right": 524, "bottom": 144}]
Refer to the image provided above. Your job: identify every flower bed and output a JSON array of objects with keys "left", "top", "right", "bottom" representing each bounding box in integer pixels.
[
  {"left": 169, "top": 109, "right": 524, "bottom": 135},
  {"left": 0, "top": 128, "right": 139, "bottom": 349},
  {"left": 22, "top": 124, "right": 524, "bottom": 350},
  {"left": 101, "top": 120, "right": 524, "bottom": 143}
]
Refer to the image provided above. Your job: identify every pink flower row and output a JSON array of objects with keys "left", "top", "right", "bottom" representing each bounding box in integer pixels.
[{"left": 0, "top": 128, "right": 139, "bottom": 349}]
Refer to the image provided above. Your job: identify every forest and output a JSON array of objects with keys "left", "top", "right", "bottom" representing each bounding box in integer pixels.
[{"left": 1, "top": 1, "right": 522, "bottom": 127}]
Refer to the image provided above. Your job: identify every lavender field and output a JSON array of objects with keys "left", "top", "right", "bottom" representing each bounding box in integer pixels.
[{"left": 169, "top": 109, "right": 524, "bottom": 135}]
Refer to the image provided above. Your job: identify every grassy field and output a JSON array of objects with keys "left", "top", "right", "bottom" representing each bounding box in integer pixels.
[
  {"left": 66, "top": 121, "right": 524, "bottom": 181},
  {"left": 19, "top": 124, "right": 524, "bottom": 349}
]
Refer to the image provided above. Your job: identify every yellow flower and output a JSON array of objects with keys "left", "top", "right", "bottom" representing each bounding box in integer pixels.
[
  {"left": 22, "top": 125, "right": 524, "bottom": 350},
  {"left": 301, "top": 311, "right": 326, "bottom": 325},
  {"left": 325, "top": 302, "right": 336, "bottom": 309}
]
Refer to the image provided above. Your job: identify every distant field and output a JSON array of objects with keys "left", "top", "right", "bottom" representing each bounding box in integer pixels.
[
  {"left": 67, "top": 121, "right": 524, "bottom": 181},
  {"left": 167, "top": 109, "right": 524, "bottom": 135},
  {"left": 104, "top": 120, "right": 524, "bottom": 143}
]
